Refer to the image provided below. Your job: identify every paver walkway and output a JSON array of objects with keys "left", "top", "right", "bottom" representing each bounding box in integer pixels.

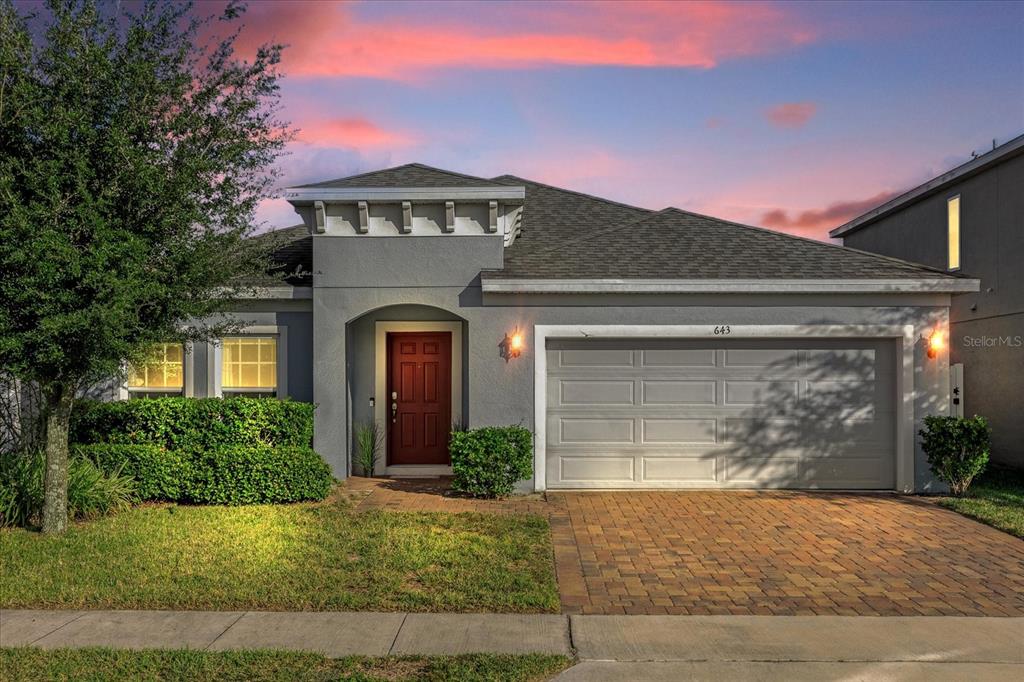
[{"left": 341, "top": 478, "right": 1024, "bottom": 617}]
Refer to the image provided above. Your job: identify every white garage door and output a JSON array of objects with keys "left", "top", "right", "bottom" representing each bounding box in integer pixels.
[{"left": 545, "top": 338, "right": 896, "bottom": 489}]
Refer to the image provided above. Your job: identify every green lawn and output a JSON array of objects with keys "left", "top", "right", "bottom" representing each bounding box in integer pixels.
[
  {"left": 939, "top": 467, "right": 1024, "bottom": 539},
  {"left": 0, "top": 493, "right": 559, "bottom": 613},
  {"left": 0, "top": 648, "right": 573, "bottom": 682}
]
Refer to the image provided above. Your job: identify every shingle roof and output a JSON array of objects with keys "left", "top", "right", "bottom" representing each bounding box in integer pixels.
[
  {"left": 279, "top": 164, "right": 962, "bottom": 283},
  {"left": 244, "top": 225, "right": 312, "bottom": 286},
  {"left": 294, "top": 163, "right": 508, "bottom": 189},
  {"left": 484, "top": 178, "right": 958, "bottom": 281}
]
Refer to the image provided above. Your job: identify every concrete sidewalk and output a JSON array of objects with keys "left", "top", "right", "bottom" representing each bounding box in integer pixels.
[{"left": 3, "top": 610, "right": 1022, "bottom": 679}]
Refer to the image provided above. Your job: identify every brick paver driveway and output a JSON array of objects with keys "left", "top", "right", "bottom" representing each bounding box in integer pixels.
[{"left": 548, "top": 491, "right": 1024, "bottom": 617}]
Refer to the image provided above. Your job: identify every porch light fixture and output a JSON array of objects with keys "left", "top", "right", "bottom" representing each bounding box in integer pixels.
[
  {"left": 927, "top": 329, "right": 945, "bottom": 359},
  {"left": 500, "top": 329, "right": 525, "bottom": 362}
]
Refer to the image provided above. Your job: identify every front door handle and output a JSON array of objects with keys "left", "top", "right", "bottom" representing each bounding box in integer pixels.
[{"left": 391, "top": 402, "right": 398, "bottom": 423}]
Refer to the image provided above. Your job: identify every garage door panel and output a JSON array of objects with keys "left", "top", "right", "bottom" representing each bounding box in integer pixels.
[
  {"left": 806, "top": 380, "right": 878, "bottom": 419},
  {"left": 805, "top": 349, "right": 877, "bottom": 378},
  {"left": 558, "top": 349, "right": 634, "bottom": 367},
  {"left": 724, "top": 380, "right": 798, "bottom": 407},
  {"left": 800, "top": 457, "right": 888, "bottom": 485},
  {"left": 725, "top": 457, "right": 800, "bottom": 485},
  {"left": 642, "top": 457, "right": 717, "bottom": 482},
  {"left": 558, "top": 379, "right": 635, "bottom": 406},
  {"left": 725, "top": 348, "right": 798, "bottom": 367},
  {"left": 560, "top": 456, "right": 633, "bottom": 482},
  {"left": 546, "top": 338, "right": 896, "bottom": 489},
  {"left": 641, "top": 349, "right": 717, "bottom": 367},
  {"left": 641, "top": 380, "right": 716, "bottom": 405},
  {"left": 641, "top": 418, "right": 717, "bottom": 444},
  {"left": 558, "top": 417, "right": 634, "bottom": 444}
]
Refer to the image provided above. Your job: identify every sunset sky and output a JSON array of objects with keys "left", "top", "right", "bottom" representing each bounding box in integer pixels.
[{"left": 225, "top": 0, "right": 1023, "bottom": 239}]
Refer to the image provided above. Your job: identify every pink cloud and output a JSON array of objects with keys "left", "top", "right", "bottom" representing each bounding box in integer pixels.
[
  {"left": 296, "top": 117, "right": 419, "bottom": 150},
  {"left": 764, "top": 102, "right": 818, "bottom": 128},
  {"left": 759, "top": 190, "right": 903, "bottom": 236},
  {"left": 231, "top": 1, "right": 820, "bottom": 80}
]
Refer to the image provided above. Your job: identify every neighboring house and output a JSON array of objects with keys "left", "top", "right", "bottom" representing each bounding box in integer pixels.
[
  {"left": 831, "top": 134, "right": 1023, "bottom": 469},
  {"left": 123, "top": 163, "right": 979, "bottom": 492}
]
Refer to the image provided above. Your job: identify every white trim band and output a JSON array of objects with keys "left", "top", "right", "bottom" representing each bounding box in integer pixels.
[
  {"left": 285, "top": 186, "right": 525, "bottom": 202},
  {"left": 483, "top": 278, "right": 979, "bottom": 294}
]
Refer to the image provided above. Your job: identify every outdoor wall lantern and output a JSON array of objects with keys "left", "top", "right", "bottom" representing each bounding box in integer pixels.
[
  {"left": 927, "top": 329, "right": 945, "bottom": 360},
  {"left": 500, "top": 329, "right": 525, "bottom": 362}
]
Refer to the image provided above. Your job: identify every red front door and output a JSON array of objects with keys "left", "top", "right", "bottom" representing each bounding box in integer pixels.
[{"left": 387, "top": 332, "right": 452, "bottom": 465}]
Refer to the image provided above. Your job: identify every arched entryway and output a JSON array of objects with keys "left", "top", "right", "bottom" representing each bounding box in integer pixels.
[{"left": 346, "top": 304, "right": 467, "bottom": 476}]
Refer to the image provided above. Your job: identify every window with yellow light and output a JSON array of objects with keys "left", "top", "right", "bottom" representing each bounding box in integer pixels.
[
  {"left": 128, "top": 343, "right": 184, "bottom": 398},
  {"left": 221, "top": 336, "right": 277, "bottom": 397}
]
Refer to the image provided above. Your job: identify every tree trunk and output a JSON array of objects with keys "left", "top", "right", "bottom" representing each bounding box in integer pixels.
[{"left": 41, "top": 383, "right": 74, "bottom": 534}]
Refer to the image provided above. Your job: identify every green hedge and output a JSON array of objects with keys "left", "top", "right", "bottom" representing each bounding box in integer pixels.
[
  {"left": 71, "top": 397, "right": 314, "bottom": 451},
  {"left": 75, "top": 443, "right": 332, "bottom": 505},
  {"left": 73, "top": 444, "right": 189, "bottom": 501},
  {"left": 450, "top": 426, "right": 533, "bottom": 498},
  {"left": 187, "top": 446, "right": 332, "bottom": 505}
]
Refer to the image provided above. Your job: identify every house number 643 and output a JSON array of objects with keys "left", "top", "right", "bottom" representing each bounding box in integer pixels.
[{"left": 714, "top": 325, "right": 731, "bottom": 335}]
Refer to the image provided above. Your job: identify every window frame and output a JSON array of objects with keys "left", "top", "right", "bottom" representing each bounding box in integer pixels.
[
  {"left": 210, "top": 325, "right": 288, "bottom": 399},
  {"left": 118, "top": 342, "right": 194, "bottom": 400},
  {"left": 947, "top": 194, "right": 961, "bottom": 271}
]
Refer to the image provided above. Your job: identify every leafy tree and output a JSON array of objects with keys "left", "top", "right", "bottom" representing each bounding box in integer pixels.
[{"left": 0, "top": 0, "right": 292, "bottom": 532}]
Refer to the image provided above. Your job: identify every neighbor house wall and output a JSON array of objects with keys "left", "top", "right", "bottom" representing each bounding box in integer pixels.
[
  {"left": 841, "top": 152, "right": 1023, "bottom": 467},
  {"left": 312, "top": 234, "right": 953, "bottom": 491}
]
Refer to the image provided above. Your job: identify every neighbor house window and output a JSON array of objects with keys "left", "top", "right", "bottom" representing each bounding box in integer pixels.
[
  {"left": 128, "top": 343, "right": 184, "bottom": 399},
  {"left": 947, "top": 195, "right": 961, "bottom": 270},
  {"left": 221, "top": 336, "right": 277, "bottom": 397}
]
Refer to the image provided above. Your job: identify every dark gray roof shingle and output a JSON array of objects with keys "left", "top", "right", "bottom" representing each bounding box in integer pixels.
[
  {"left": 278, "top": 165, "right": 959, "bottom": 283},
  {"left": 485, "top": 178, "right": 956, "bottom": 280},
  {"left": 243, "top": 225, "right": 312, "bottom": 286},
  {"left": 295, "top": 163, "right": 507, "bottom": 189}
]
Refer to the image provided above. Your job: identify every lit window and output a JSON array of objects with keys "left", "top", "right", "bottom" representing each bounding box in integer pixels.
[
  {"left": 947, "top": 195, "right": 960, "bottom": 270},
  {"left": 128, "top": 343, "right": 184, "bottom": 398},
  {"left": 221, "top": 336, "right": 277, "bottom": 397}
]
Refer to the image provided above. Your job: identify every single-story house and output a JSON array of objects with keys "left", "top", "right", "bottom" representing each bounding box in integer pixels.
[{"left": 122, "top": 164, "right": 980, "bottom": 492}]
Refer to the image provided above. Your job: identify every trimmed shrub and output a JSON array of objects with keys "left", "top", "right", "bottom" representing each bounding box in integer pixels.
[
  {"left": 186, "top": 446, "right": 332, "bottom": 505},
  {"left": 76, "top": 443, "right": 332, "bottom": 505},
  {"left": 73, "top": 444, "right": 191, "bottom": 501},
  {"left": 450, "top": 426, "right": 533, "bottom": 498},
  {"left": 0, "top": 451, "right": 136, "bottom": 528},
  {"left": 71, "top": 397, "right": 314, "bottom": 451},
  {"left": 920, "top": 415, "right": 991, "bottom": 496}
]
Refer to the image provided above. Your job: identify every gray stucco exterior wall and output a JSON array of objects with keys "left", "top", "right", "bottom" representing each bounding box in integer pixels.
[
  {"left": 841, "top": 152, "right": 1023, "bottom": 467},
  {"left": 311, "top": 234, "right": 954, "bottom": 492}
]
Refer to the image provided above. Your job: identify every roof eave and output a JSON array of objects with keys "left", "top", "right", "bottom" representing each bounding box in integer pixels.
[
  {"left": 480, "top": 278, "right": 980, "bottom": 294},
  {"left": 830, "top": 133, "right": 1024, "bottom": 238},
  {"left": 232, "top": 286, "right": 313, "bottom": 300}
]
